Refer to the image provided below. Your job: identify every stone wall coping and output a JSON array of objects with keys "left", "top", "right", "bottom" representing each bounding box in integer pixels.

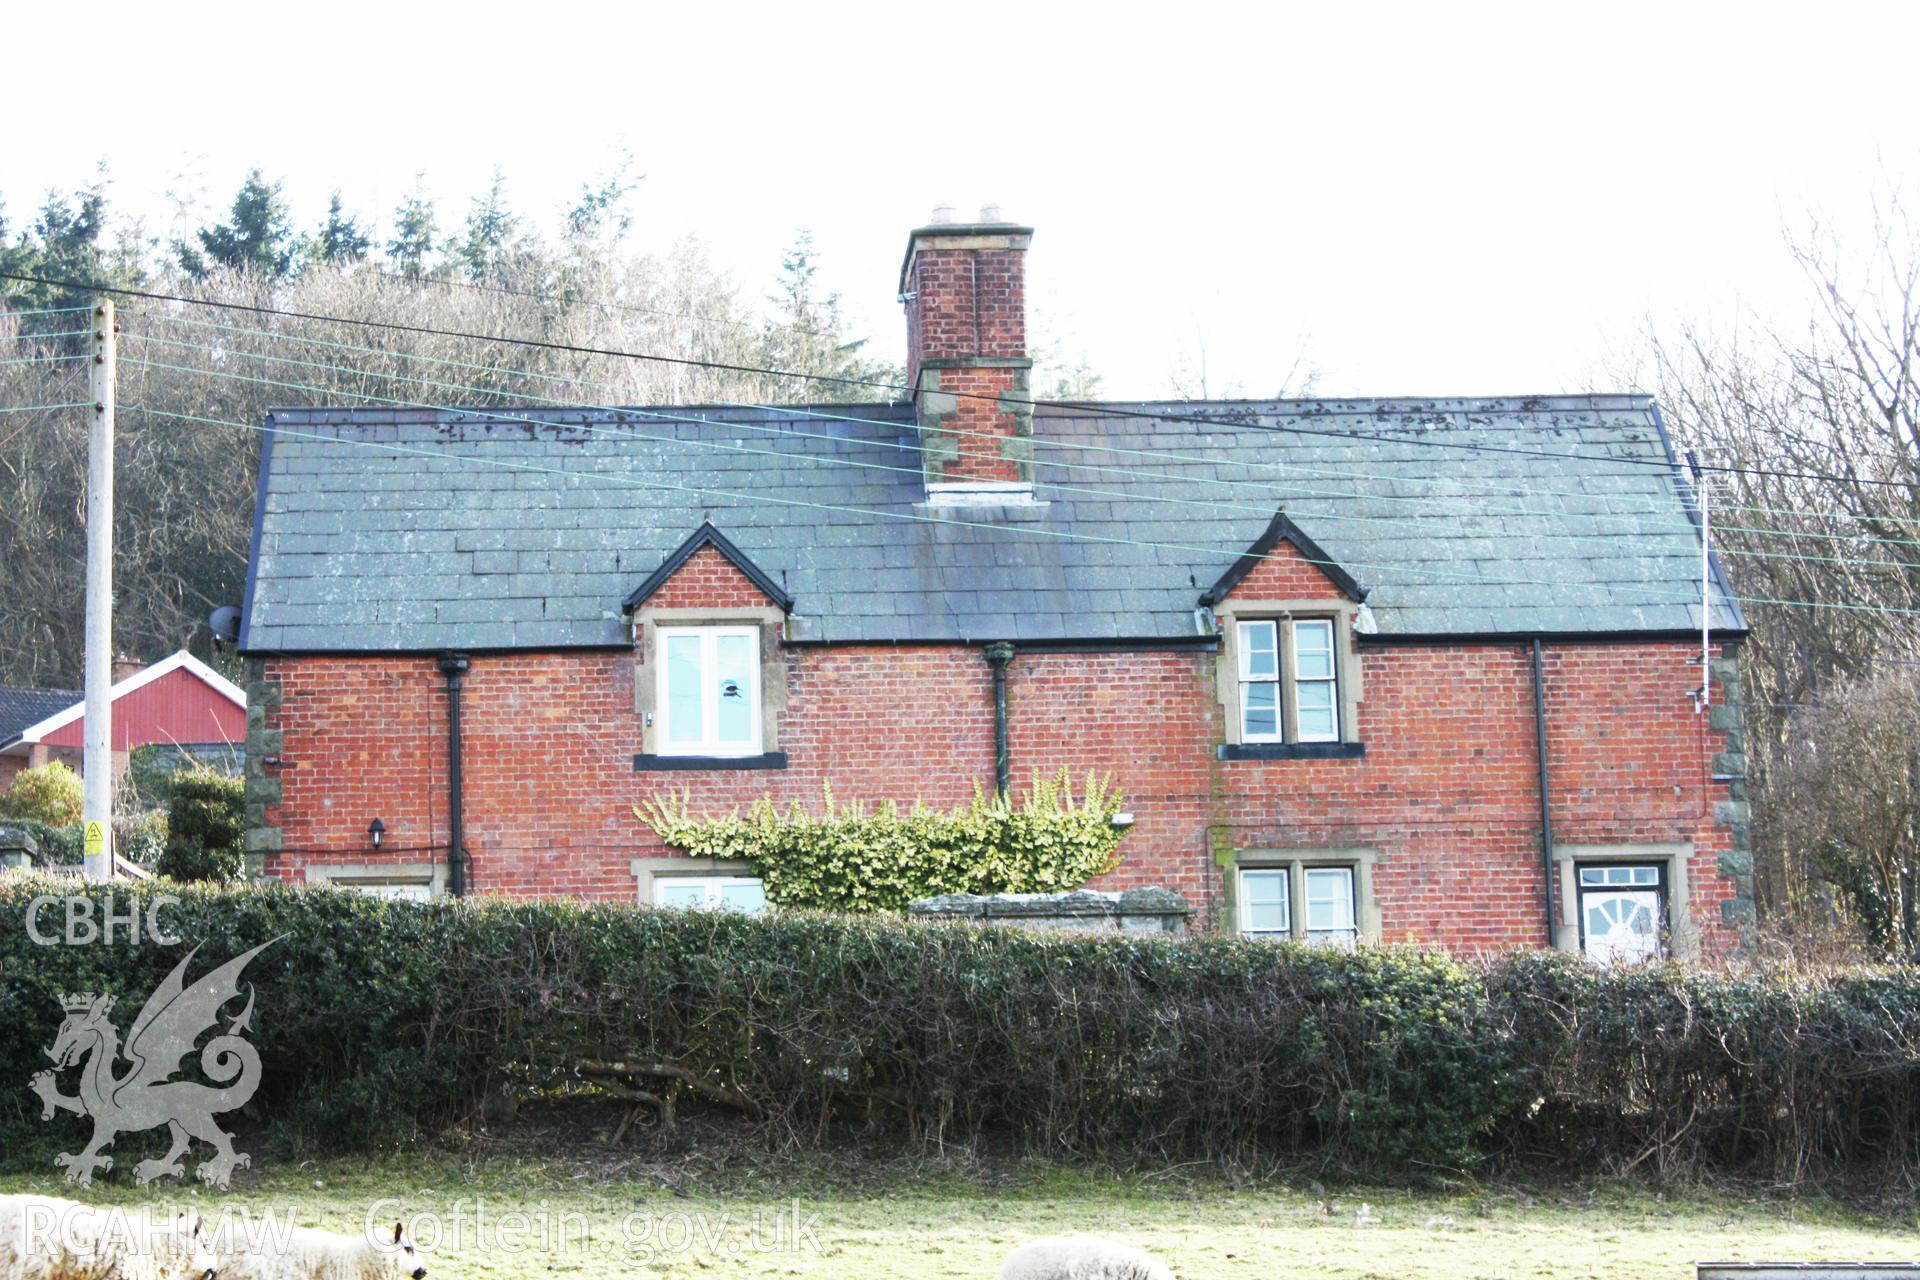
[{"left": 908, "top": 886, "right": 1192, "bottom": 919}]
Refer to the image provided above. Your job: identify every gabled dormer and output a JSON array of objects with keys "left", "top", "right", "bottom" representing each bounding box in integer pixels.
[
  {"left": 623, "top": 521, "right": 793, "bottom": 615},
  {"left": 1205, "top": 512, "right": 1367, "bottom": 761},
  {"left": 1200, "top": 510, "right": 1366, "bottom": 608},
  {"left": 626, "top": 522, "right": 790, "bottom": 772}
]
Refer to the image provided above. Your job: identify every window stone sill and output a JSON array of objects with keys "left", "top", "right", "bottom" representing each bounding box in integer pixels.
[
  {"left": 634, "top": 752, "right": 789, "bottom": 771},
  {"left": 1218, "top": 742, "right": 1366, "bottom": 761}
]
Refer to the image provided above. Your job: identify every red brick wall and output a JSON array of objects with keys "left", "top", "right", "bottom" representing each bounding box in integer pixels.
[
  {"left": 1223, "top": 539, "right": 1351, "bottom": 602},
  {"left": 928, "top": 366, "right": 1025, "bottom": 484},
  {"left": 905, "top": 244, "right": 1027, "bottom": 387},
  {"left": 642, "top": 545, "right": 774, "bottom": 611},
  {"left": 256, "top": 629, "right": 1741, "bottom": 957}
]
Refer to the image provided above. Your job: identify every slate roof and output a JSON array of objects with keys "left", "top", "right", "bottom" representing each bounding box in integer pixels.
[
  {"left": 240, "top": 395, "right": 1746, "bottom": 653},
  {"left": 0, "top": 685, "right": 80, "bottom": 746}
]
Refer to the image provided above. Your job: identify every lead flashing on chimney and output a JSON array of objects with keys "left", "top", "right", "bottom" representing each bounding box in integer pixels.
[{"left": 921, "top": 481, "right": 1044, "bottom": 508}]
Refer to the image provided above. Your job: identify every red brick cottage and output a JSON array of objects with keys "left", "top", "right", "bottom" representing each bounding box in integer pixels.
[{"left": 239, "top": 215, "right": 1751, "bottom": 959}]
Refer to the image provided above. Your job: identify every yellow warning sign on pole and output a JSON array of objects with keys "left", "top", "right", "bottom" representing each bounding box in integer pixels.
[{"left": 84, "top": 821, "right": 106, "bottom": 858}]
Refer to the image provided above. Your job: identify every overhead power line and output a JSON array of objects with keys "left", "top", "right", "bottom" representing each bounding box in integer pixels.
[
  {"left": 117, "top": 333, "right": 1920, "bottom": 577},
  {"left": 0, "top": 354, "right": 89, "bottom": 368},
  {"left": 121, "top": 399, "right": 1920, "bottom": 619},
  {"left": 0, "top": 328, "right": 88, "bottom": 343},
  {"left": 121, "top": 310, "right": 1920, "bottom": 538},
  {"left": 11, "top": 266, "right": 1919, "bottom": 490},
  {"left": 0, "top": 402, "right": 89, "bottom": 414},
  {"left": 128, "top": 309, "right": 1717, "bottom": 524},
  {"left": 118, "top": 362, "right": 1716, "bottom": 598},
  {"left": 343, "top": 262, "right": 854, "bottom": 342}
]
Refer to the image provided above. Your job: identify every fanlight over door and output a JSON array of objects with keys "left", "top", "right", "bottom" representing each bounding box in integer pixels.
[{"left": 1577, "top": 864, "right": 1665, "bottom": 965}]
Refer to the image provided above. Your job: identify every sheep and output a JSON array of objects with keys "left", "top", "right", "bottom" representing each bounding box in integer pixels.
[
  {"left": 1000, "top": 1236, "right": 1176, "bottom": 1280},
  {"left": 211, "top": 1221, "right": 426, "bottom": 1280},
  {"left": 0, "top": 1194, "right": 217, "bottom": 1280}
]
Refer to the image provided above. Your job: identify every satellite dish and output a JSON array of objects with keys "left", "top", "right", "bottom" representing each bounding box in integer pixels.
[{"left": 208, "top": 605, "right": 242, "bottom": 648}]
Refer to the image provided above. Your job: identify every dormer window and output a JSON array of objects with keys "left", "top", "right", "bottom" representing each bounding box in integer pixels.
[
  {"left": 1205, "top": 511, "right": 1367, "bottom": 762},
  {"left": 658, "top": 625, "right": 763, "bottom": 757},
  {"left": 1235, "top": 618, "right": 1343, "bottom": 745}
]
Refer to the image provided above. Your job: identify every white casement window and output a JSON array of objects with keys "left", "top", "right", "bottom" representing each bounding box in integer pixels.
[
  {"left": 1238, "top": 868, "right": 1291, "bottom": 936},
  {"left": 1303, "top": 867, "right": 1358, "bottom": 946},
  {"left": 654, "top": 874, "right": 767, "bottom": 914},
  {"left": 1235, "top": 617, "right": 1341, "bottom": 743},
  {"left": 657, "top": 625, "right": 762, "bottom": 756},
  {"left": 1292, "top": 619, "right": 1339, "bottom": 742},
  {"left": 1239, "top": 864, "right": 1360, "bottom": 944},
  {"left": 1236, "top": 620, "right": 1283, "bottom": 741}
]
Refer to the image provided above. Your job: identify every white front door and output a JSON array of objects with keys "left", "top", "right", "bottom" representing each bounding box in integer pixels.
[{"left": 1578, "top": 865, "right": 1665, "bottom": 965}]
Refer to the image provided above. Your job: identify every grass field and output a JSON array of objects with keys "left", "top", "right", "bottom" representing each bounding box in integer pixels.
[{"left": 3, "top": 1153, "right": 1915, "bottom": 1279}]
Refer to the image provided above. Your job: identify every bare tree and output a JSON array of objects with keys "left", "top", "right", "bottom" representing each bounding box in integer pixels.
[
  {"left": 0, "top": 198, "right": 897, "bottom": 689},
  {"left": 1653, "top": 191, "right": 1920, "bottom": 923}
]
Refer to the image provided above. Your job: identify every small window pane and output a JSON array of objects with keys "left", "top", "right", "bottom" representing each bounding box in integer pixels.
[
  {"left": 1239, "top": 621, "right": 1278, "bottom": 679},
  {"left": 1297, "top": 681, "right": 1334, "bottom": 711},
  {"left": 1296, "top": 686, "right": 1337, "bottom": 741},
  {"left": 657, "top": 880, "right": 706, "bottom": 908},
  {"left": 1240, "top": 869, "right": 1290, "bottom": 935},
  {"left": 1294, "top": 621, "right": 1335, "bottom": 679},
  {"left": 719, "top": 879, "right": 767, "bottom": 913},
  {"left": 1243, "top": 682, "right": 1279, "bottom": 739},
  {"left": 665, "top": 634, "right": 704, "bottom": 744},
  {"left": 714, "top": 633, "right": 755, "bottom": 744},
  {"left": 1305, "top": 868, "right": 1355, "bottom": 931}
]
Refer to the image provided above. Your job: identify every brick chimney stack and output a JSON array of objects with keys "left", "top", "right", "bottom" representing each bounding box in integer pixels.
[{"left": 900, "top": 206, "right": 1034, "bottom": 497}]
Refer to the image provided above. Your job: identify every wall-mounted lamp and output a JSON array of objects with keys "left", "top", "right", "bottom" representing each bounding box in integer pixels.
[
  {"left": 368, "top": 818, "right": 386, "bottom": 850},
  {"left": 1111, "top": 812, "right": 1136, "bottom": 829}
]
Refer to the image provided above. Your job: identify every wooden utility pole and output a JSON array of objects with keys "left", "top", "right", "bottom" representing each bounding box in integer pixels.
[{"left": 82, "top": 299, "right": 115, "bottom": 881}]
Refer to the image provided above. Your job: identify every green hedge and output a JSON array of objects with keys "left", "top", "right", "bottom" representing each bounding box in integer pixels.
[
  {"left": 155, "top": 767, "right": 244, "bottom": 883},
  {"left": 1, "top": 881, "right": 1915, "bottom": 1181},
  {"left": 637, "top": 772, "right": 1127, "bottom": 910}
]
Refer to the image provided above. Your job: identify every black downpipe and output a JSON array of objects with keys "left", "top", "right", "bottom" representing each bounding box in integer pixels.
[
  {"left": 1530, "top": 639, "right": 1554, "bottom": 945},
  {"left": 439, "top": 653, "right": 470, "bottom": 898},
  {"left": 984, "top": 642, "right": 1015, "bottom": 797}
]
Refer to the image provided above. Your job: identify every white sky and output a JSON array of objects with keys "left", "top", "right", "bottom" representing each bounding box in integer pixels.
[{"left": 7, "top": 1, "right": 1918, "bottom": 399}]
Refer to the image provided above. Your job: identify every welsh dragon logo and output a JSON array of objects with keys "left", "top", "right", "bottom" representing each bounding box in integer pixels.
[{"left": 30, "top": 940, "right": 277, "bottom": 1189}]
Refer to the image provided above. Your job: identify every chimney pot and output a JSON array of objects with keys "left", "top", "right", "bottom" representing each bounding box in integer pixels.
[
  {"left": 929, "top": 203, "right": 956, "bottom": 225},
  {"left": 979, "top": 203, "right": 1003, "bottom": 223}
]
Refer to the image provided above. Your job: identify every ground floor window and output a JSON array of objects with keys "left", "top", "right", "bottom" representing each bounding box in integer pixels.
[
  {"left": 1236, "top": 860, "right": 1366, "bottom": 945},
  {"left": 1238, "top": 869, "right": 1291, "bottom": 936},
  {"left": 1576, "top": 862, "right": 1666, "bottom": 965},
  {"left": 1303, "top": 867, "right": 1358, "bottom": 945},
  {"left": 306, "top": 867, "right": 438, "bottom": 901},
  {"left": 653, "top": 874, "right": 766, "bottom": 913}
]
